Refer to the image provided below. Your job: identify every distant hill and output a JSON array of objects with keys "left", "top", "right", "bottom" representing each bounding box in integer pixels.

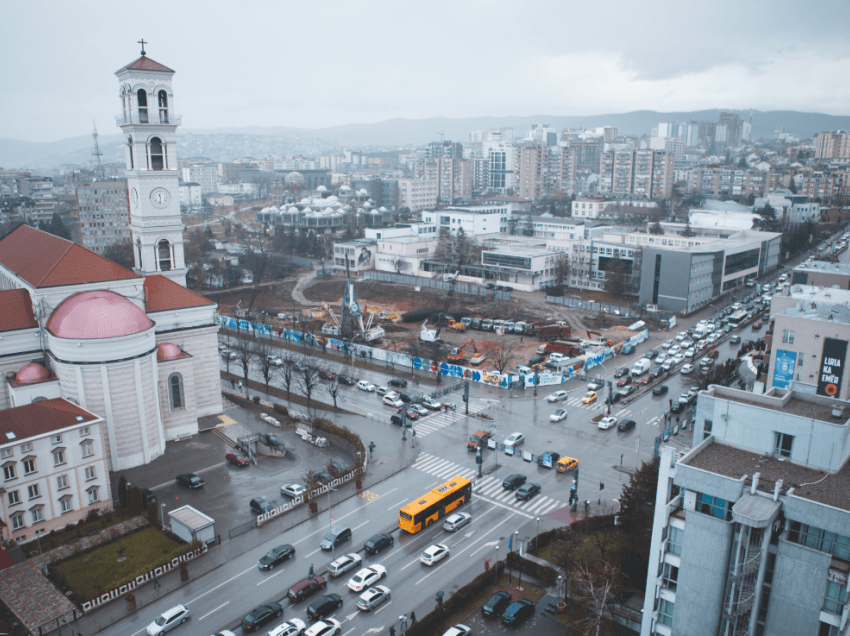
[{"left": 3, "top": 109, "right": 849, "bottom": 170}]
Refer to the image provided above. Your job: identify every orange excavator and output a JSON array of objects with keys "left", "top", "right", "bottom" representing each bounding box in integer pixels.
[
  {"left": 447, "top": 339, "right": 486, "bottom": 365},
  {"left": 586, "top": 329, "right": 614, "bottom": 347}
]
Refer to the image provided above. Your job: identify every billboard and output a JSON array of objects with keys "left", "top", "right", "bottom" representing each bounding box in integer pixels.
[
  {"left": 817, "top": 338, "right": 848, "bottom": 397},
  {"left": 772, "top": 349, "right": 797, "bottom": 389}
]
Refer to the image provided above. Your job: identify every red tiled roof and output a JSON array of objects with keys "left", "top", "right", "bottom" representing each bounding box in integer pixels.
[
  {"left": 144, "top": 275, "right": 214, "bottom": 312},
  {"left": 116, "top": 56, "right": 174, "bottom": 73},
  {"left": 0, "top": 399, "right": 99, "bottom": 444},
  {"left": 0, "top": 225, "right": 139, "bottom": 289},
  {"left": 0, "top": 289, "right": 37, "bottom": 332}
]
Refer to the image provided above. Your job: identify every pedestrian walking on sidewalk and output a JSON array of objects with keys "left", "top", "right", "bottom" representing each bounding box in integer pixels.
[
  {"left": 152, "top": 572, "right": 161, "bottom": 589},
  {"left": 400, "top": 614, "right": 407, "bottom": 633},
  {"left": 230, "top": 378, "right": 235, "bottom": 390},
  {"left": 389, "top": 626, "right": 395, "bottom": 636},
  {"left": 409, "top": 611, "right": 416, "bottom": 625}
]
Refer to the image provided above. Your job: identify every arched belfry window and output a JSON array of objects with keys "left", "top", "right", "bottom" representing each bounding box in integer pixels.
[
  {"left": 169, "top": 373, "right": 183, "bottom": 410},
  {"left": 127, "top": 136, "right": 134, "bottom": 169},
  {"left": 137, "top": 89, "right": 148, "bottom": 123},
  {"left": 158, "top": 239, "right": 172, "bottom": 271},
  {"left": 149, "top": 137, "right": 164, "bottom": 170},
  {"left": 158, "top": 90, "right": 169, "bottom": 124}
]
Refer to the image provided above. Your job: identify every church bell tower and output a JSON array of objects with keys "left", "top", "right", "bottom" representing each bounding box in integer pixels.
[{"left": 116, "top": 41, "right": 187, "bottom": 285}]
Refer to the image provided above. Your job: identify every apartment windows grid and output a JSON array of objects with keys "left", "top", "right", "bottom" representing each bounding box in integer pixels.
[
  {"left": 31, "top": 508, "right": 43, "bottom": 524},
  {"left": 60, "top": 498, "right": 72, "bottom": 514},
  {"left": 85, "top": 466, "right": 96, "bottom": 481},
  {"left": 787, "top": 523, "right": 850, "bottom": 559},
  {"left": 774, "top": 432, "right": 794, "bottom": 458},
  {"left": 7, "top": 490, "right": 19, "bottom": 506},
  {"left": 667, "top": 526, "right": 684, "bottom": 556},
  {"left": 657, "top": 598, "right": 675, "bottom": 627},
  {"left": 57, "top": 475, "right": 69, "bottom": 490},
  {"left": 823, "top": 580, "right": 847, "bottom": 615},
  {"left": 3, "top": 465, "right": 16, "bottom": 481},
  {"left": 11, "top": 514, "right": 24, "bottom": 530},
  {"left": 53, "top": 450, "right": 65, "bottom": 466},
  {"left": 27, "top": 484, "right": 39, "bottom": 499},
  {"left": 662, "top": 562, "right": 678, "bottom": 591},
  {"left": 23, "top": 459, "right": 35, "bottom": 475}
]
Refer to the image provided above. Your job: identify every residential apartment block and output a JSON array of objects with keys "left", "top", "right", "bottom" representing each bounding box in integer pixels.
[
  {"left": 75, "top": 179, "right": 131, "bottom": 254},
  {"left": 421, "top": 204, "right": 511, "bottom": 236},
  {"left": 397, "top": 178, "right": 438, "bottom": 212},
  {"left": 688, "top": 167, "right": 770, "bottom": 198},
  {"left": 642, "top": 386, "right": 850, "bottom": 636},
  {"left": 181, "top": 163, "right": 219, "bottom": 194},
  {"left": 599, "top": 149, "right": 673, "bottom": 199},
  {"left": 815, "top": 132, "right": 850, "bottom": 161}
]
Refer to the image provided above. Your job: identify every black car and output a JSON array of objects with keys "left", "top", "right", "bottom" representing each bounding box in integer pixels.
[
  {"left": 388, "top": 378, "right": 407, "bottom": 388},
  {"left": 652, "top": 385, "right": 669, "bottom": 396},
  {"left": 399, "top": 392, "right": 417, "bottom": 404},
  {"left": 306, "top": 594, "right": 343, "bottom": 620},
  {"left": 241, "top": 602, "right": 283, "bottom": 632},
  {"left": 528, "top": 355, "right": 545, "bottom": 365},
  {"left": 650, "top": 366, "right": 664, "bottom": 378},
  {"left": 618, "top": 419, "right": 636, "bottom": 432},
  {"left": 621, "top": 343, "right": 636, "bottom": 355},
  {"left": 501, "top": 599, "right": 535, "bottom": 625},
  {"left": 260, "top": 433, "right": 281, "bottom": 447},
  {"left": 364, "top": 533, "right": 394, "bottom": 554},
  {"left": 141, "top": 488, "right": 157, "bottom": 504},
  {"left": 390, "top": 414, "right": 403, "bottom": 427},
  {"left": 175, "top": 473, "right": 203, "bottom": 489},
  {"left": 337, "top": 375, "right": 356, "bottom": 386},
  {"left": 484, "top": 282, "right": 496, "bottom": 290},
  {"left": 502, "top": 474, "right": 527, "bottom": 490},
  {"left": 730, "top": 335, "right": 741, "bottom": 344},
  {"left": 258, "top": 544, "right": 295, "bottom": 570},
  {"left": 516, "top": 482, "right": 541, "bottom": 501},
  {"left": 482, "top": 590, "right": 513, "bottom": 617},
  {"left": 315, "top": 472, "right": 333, "bottom": 484},
  {"left": 613, "top": 368, "right": 628, "bottom": 378},
  {"left": 250, "top": 497, "right": 275, "bottom": 514},
  {"left": 670, "top": 401, "right": 683, "bottom": 414},
  {"left": 644, "top": 349, "right": 659, "bottom": 360}
]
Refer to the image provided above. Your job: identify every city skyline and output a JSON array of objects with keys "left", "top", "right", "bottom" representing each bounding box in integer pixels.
[{"left": 1, "top": 0, "right": 849, "bottom": 143}]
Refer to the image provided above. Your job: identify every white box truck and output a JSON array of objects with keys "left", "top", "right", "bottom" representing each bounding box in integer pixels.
[{"left": 631, "top": 359, "right": 652, "bottom": 376}]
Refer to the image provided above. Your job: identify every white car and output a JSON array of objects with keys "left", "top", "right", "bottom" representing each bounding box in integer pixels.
[
  {"left": 146, "top": 605, "right": 190, "bottom": 636},
  {"left": 549, "top": 409, "right": 567, "bottom": 423},
  {"left": 680, "top": 363, "right": 695, "bottom": 374},
  {"left": 504, "top": 432, "right": 525, "bottom": 447},
  {"left": 347, "top": 565, "right": 387, "bottom": 592},
  {"left": 382, "top": 395, "right": 403, "bottom": 408},
  {"left": 672, "top": 353, "right": 685, "bottom": 364},
  {"left": 661, "top": 340, "right": 674, "bottom": 349},
  {"left": 662, "top": 359, "right": 674, "bottom": 371},
  {"left": 327, "top": 553, "right": 362, "bottom": 577},
  {"left": 442, "top": 626, "right": 472, "bottom": 636},
  {"left": 357, "top": 381, "right": 376, "bottom": 392},
  {"left": 681, "top": 338, "right": 694, "bottom": 348},
  {"left": 685, "top": 348, "right": 696, "bottom": 358},
  {"left": 268, "top": 619, "right": 308, "bottom": 636},
  {"left": 668, "top": 345, "right": 681, "bottom": 355},
  {"left": 675, "top": 332, "right": 687, "bottom": 341},
  {"left": 281, "top": 483, "right": 307, "bottom": 499},
  {"left": 421, "top": 396, "right": 442, "bottom": 410},
  {"left": 304, "top": 619, "right": 341, "bottom": 636},
  {"left": 420, "top": 544, "right": 450, "bottom": 566},
  {"left": 375, "top": 386, "right": 391, "bottom": 396},
  {"left": 598, "top": 416, "right": 618, "bottom": 430},
  {"left": 655, "top": 353, "right": 667, "bottom": 365},
  {"left": 357, "top": 585, "right": 391, "bottom": 611},
  {"left": 707, "top": 333, "right": 719, "bottom": 344},
  {"left": 266, "top": 355, "right": 283, "bottom": 366},
  {"left": 546, "top": 390, "right": 568, "bottom": 403}
]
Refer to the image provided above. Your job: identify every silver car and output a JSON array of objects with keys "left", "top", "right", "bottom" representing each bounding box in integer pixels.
[
  {"left": 356, "top": 585, "right": 391, "bottom": 611},
  {"left": 327, "top": 553, "right": 362, "bottom": 578},
  {"left": 442, "top": 512, "right": 472, "bottom": 532},
  {"left": 146, "top": 605, "right": 190, "bottom": 636}
]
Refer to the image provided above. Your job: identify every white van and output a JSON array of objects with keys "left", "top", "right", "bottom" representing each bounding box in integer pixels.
[
  {"left": 443, "top": 273, "right": 457, "bottom": 282},
  {"left": 631, "top": 359, "right": 652, "bottom": 376},
  {"left": 693, "top": 325, "right": 708, "bottom": 338}
]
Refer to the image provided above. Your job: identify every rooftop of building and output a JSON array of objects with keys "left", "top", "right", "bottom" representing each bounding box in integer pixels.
[
  {"left": 777, "top": 301, "right": 850, "bottom": 326},
  {"left": 0, "top": 289, "right": 37, "bottom": 332},
  {"left": 116, "top": 55, "right": 174, "bottom": 74},
  {"left": 703, "top": 385, "right": 850, "bottom": 425},
  {"left": 683, "top": 439, "right": 850, "bottom": 512},
  {"left": 793, "top": 260, "right": 850, "bottom": 276},
  {"left": 376, "top": 235, "right": 436, "bottom": 244},
  {"left": 781, "top": 285, "right": 850, "bottom": 306},
  {"left": 143, "top": 275, "right": 215, "bottom": 313},
  {"left": 0, "top": 398, "right": 100, "bottom": 445}
]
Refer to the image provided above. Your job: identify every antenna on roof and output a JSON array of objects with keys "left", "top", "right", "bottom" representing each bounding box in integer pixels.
[{"left": 91, "top": 121, "right": 104, "bottom": 180}]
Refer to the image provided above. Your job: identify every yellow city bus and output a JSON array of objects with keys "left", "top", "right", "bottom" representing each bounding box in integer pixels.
[{"left": 398, "top": 475, "right": 472, "bottom": 533}]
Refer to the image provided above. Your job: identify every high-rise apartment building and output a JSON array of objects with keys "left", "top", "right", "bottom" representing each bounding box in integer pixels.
[
  {"left": 515, "top": 143, "right": 545, "bottom": 200},
  {"left": 396, "top": 178, "right": 438, "bottom": 212},
  {"left": 718, "top": 112, "right": 744, "bottom": 146},
  {"left": 75, "top": 180, "right": 131, "bottom": 254},
  {"left": 599, "top": 150, "right": 673, "bottom": 198},
  {"left": 181, "top": 164, "right": 219, "bottom": 194},
  {"left": 426, "top": 141, "right": 464, "bottom": 159},
  {"left": 414, "top": 158, "right": 472, "bottom": 204},
  {"left": 815, "top": 132, "right": 850, "bottom": 161}
]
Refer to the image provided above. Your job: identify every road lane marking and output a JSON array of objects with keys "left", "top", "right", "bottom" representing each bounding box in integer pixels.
[
  {"left": 399, "top": 505, "right": 493, "bottom": 570},
  {"left": 256, "top": 568, "right": 288, "bottom": 585},
  {"left": 199, "top": 601, "right": 229, "bottom": 620},
  {"left": 455, "top": 513, "right": 516, "bottom": 560},
  {"left": 374, "top": 601, "right": 393, "bottom": 614},
  {"left": 387, "top": 496, "right": 411, "bottom": 510},
  {"left": 352, "top": 520, "right": 371, "bottom": 531}
]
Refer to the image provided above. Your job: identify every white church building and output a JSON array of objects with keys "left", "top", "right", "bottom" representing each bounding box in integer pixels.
[{"left": 0, "top": 49, "right": 222, "bottom": 485}]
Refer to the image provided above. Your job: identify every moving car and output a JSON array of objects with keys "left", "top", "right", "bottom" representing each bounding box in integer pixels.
[
  {"left": 321, "top": 526, "right": 352, "bottom": 551},
  {"left": 409, "top": 403, "right": 428, "bottom": 417},
  {"left": 347, "top": 565, "right": 387, "bottom": 592},
  {"left": 337, "top": 375, "right": 356, "bottom": 386},
  {"left": 620, "top": 384, "right": 637, "bottom": 396},
  {"left": 655, "top": 353, "right": 667, "bottom": 364},
  {"left": 549, "top": 408, "right": 567, "bottom": 422},
  {"left": 680, "top": 363, "right": 695, "bottom": 374},
  {"left": 482, "top": 591, "right": 513, "bottom": 617},
  {"left": 268, "top": 620, "right": 307, "bottom": 636},
  {"left": 650, "top": 366, "right": 664, "bottom": 378},
  {"left": 616, "top": 375, "right": 632, "bottom": 387},
  {"left": 327, "top": 553, "right": 362, "bottom": 578},
  {"left": 556, "top": 456, "right": 579, "bottom": 472},
  {"left": 421, "top": 396, "right": 442, "bottom": 410},
  {"left": 225, "top": 452, "right": 249, "bottom": 466},
  {"left": 281, "top": 483, "right": 307, "bottom": 499},
  {"left": 672, "top": 353, "right": 685, "bottom": 364},
  {"left": 364, "top": 533, "right": 394, "bottom": 554},
  {"left": 375, "top": 386, "right": 390, "bottom": 396},
  {"left": 515, "top": 482, "right": 541, "bottom": 501},
  {"left": 614, "top": 368, "right": 628, "bottom": 378},
  {"left": 146, "top": 604, "right": 190, "bottom": 636},
  {"left": 387, "top": 378, "right": 407, "bottom": 388},
  {"left": 357, "top": 381, "right": 376, "bottom": 392},
  {"left": 443, "top": 512, "right": 472, "bottom": 532},
  {"left": 502, "top": 474, "right": 527, "bottom": 490},
  {"left": 258, "top": 544, "right": 295, "bottom": 570},
  {"left": 241, "top": 603, "right": 283, "bottom": 632},
  {"left": 304, "top": 619, "right": 341, "bottom": 636},
  {"left": 382, "top": 395, "right": 403, "bottom": 408},
  {"left": 652, "top": 385, "right": 669, "bottom": 396},
  {"left": 356, "top": 586, "right": 391, "bottom": 611},
  {"left": 504, "top": 432, "right": 525, "bottom": 447},
  {"left": 582, "top": 391, "right": 597, "bottom": 404},
  {"left": 598, "top": 416, "right": 618, "bottom": 430},
  {"left": 175, "top": 473, "right": 203, "bottom": 489},
  {"left": 587, "top": 379, "right": 604, "bottom": 391},
  {"left": 501, "top": 599, "right": 536, "bottom": 625},
  {"left": 420, "top": 544, "right": 450, "bottom": 566},
  {"left": 306, "top": 594, "right": 343, "bottom": 620},
  {"left": 288, "top": 576, "right": 328, "bottom": 602},
  {"left": 618, "top": 419, "right": 636, "bottom": 432},
  {"left": 546, "top": 390, "right": 568, "bottom": 402}
]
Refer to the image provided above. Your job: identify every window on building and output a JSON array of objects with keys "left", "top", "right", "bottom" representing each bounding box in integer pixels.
[
  {"left": 667, "top": 526, "right": 684, "bottom": 556},
  {"left": 0, "top": 449, "right": 11, "bottom": 459},
  {"left": 82, "top": 441, "right": 93, "bottom": 458},
  {"left": 8, "top": 490, "right": 20, "bottom": 506},
  {"left": 22, "top": 459, "right": 35, "bottom": 475},
  {"left": 21, "top": 443, "right": 32, "bottom": 452},
  {"left": 31, "top": 508, "right": 43, "bottom": 524},
  {"left": 53, "top": 450, "right": 65, "bottom": 466},
  {"left": 27, "top": 484, "right": 39, "bottom": 499},
  {"left": 127, "top": 135, "right": 134, "bottom": 169},
  {"left": 169, "top": 373, "right": 184, "bottom": 410},
  {"left": 3, "top": 465, "right": 16, "bottom": 481},
  {"left": 703, "top": 419, "right": 713, "bottom": 441},
  {"left": 50, "top": 435, "right": 61, "bottom": 445},
  {"left": 88, "top": 488, "right": 99, "bottom": 504},
  {"left": 662, "top": 562, "right": 678, "bottom": 591},
  {"left": 658, "top": 598, "right": 675, "bottom": 627},
  {"left": 137, "top": 89, "right": 148, "bottom": 123},
  {"left": 819, "top": 621, "right": 841, "bottom": 636},
  {"left": 788, "top": 523, "right": 850, "bottom": 559},
  {"left": 149, "top": 137, "right": 165, "bottom": 170},
  {"left": 158, "top": 90, "right": 169, "bottom": 124},
  {"left": 782, "top": 330, "right": 795, "bottom": 345},
  {"left": 824, "top": 580, "right": 847, "bottom": 615},
  {"left": 80, "top": 427, "right": 89, "bottom": 437},
  {"left": 60, "top": 498, "right": 72, "bottom": 514},
  {"left": 11, "top": 514, "right": 24, "bottom": 531},
  {"left": 774, "top": 432, "right": 793, "bottom": 458},
  {"left": 85, "top": 466, "right": 96, "bottom": 481},
  {"left": 698, "top": 493, "right": 732, "bottom": 520},
  {"left": 157, "top": 239, "right": 172, "bottom": 271}
]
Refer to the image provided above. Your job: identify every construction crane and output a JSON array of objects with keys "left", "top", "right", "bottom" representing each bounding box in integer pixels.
[{"left": 420, "top": 272, "right": 458, "bottom": 342}]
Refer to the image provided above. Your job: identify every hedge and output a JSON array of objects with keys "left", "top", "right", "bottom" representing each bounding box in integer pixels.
[
  {"left": 506, "top": 551, "right": 558, "bottom": 585},
  {"left": 313, "top": 418, "right": 366, "bottom": 470}
]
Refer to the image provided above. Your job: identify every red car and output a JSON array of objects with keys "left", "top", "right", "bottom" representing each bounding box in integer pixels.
[
  {"left": 707, "top": 349, "right": 719, "bottom": 358},
  {"left": 616, "top": 375, "right": 632, "bottom": 387},
  {"left": 225, "top": 452, "right": 249, "bottom": 466},
  {"left": 318, "top": 369, "right": 336, "bottom": 380},
  {"left": 638, "top": 374, "right": 652, "bottom": 385},
  {"left": 397, "top": 407, "right": 419, "bottom": 420},
  {"left": 752, "top": 322, "right": 762, "bottom": 330}
]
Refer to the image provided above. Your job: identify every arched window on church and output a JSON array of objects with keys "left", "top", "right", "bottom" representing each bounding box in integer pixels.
[
  {"left": 137, "top": 89, "right": 148, "bottom": 123},
  {"left": 149, "top": 137, "right": 165, "bottom": 170},
  {"left": 127, "top": 136, "right": 134, "bottom": 169},
  {"left": 158, "top": 239, "right": 172, "bottom": 271},
  {"left": 169, "top": 373, "right": 183, "bottom": 410},
  {"left": 158, "top": 90, "right": 169, "bottom": 124}
]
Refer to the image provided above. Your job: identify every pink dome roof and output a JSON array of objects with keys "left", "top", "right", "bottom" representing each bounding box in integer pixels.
[
  {"left": 46, "top": 291, "right": 153, "bottom": 340},
  {"left": 157, "top": 342, "right": 182, "bottom": 361},
  {"left": 15, "top": 363, "right": 50, "bottom": 385}
]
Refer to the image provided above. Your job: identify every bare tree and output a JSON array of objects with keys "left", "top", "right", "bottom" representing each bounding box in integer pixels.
[
  {"left": 323, "top": 376, "right": 341, "bottom": 409},
  {"left": 252, "top": 338, "right": 275, "bottom": 394},
  {"left": 297, "top": 364, "right": 321, "bottom": 411},
  {"left": 232, "top": 336, "right": 253, "bottom": 392},
  {"left": 277, "top": 351, "right": 298, "bottom": 400},
  {"left": 571, "top": 564, "right": 621, "bottom": 636},
  {"left": 490, "top": 342, "right": 517, "bottom": 374},
  {"left": 554, "top": 254, "right": 571, "bottom": 287},
  {"left": 392, "top": 257, "right": 410, "bottom": 273}
]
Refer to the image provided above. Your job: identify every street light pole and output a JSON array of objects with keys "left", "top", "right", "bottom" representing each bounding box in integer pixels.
[
  {"left": 495, "top": 545, "right": 499, "bottom": 584},
  {"left": 161, "top": 503, "right": 167, "bottom": 531},
  {"left": 536, "top": 517, "right": 540, "bottom": 553}
]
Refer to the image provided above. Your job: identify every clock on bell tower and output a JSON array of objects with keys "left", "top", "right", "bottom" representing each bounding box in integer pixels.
[{"left": 116, "top": 41, "right": 187, "bottom": 286}]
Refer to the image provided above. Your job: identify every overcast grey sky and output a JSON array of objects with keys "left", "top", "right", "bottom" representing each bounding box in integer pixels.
[{"left": 2, "top": 0, "right": 848, "bottom": 143}]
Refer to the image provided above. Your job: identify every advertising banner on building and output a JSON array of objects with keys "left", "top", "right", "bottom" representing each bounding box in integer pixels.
[
  {"left": 772, "top": 349, "right": 797, "bottom": 389},
  {"left": 817, "top": 338, "right": 848, "bottom": 397}
]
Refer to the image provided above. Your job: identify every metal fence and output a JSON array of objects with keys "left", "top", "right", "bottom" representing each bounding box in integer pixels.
[
  {"left": 363, "top": 271, "right": 511, "bottom": 300},
  {"left": 546, "top": 295, "right": 637, "bottom": 318},
  {"left": 270, "top": 253, "right": 315, "bottom": 269}
]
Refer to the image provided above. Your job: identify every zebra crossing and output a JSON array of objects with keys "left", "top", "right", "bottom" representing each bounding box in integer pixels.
[
  {"left": 411, "top": 453, "right": 565, "bottom": 519},
  {"left": 410, "top": 399, "right": 487, "bottom": 437}
]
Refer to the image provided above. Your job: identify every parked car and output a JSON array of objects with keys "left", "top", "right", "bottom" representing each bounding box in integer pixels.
[
  {"left": 357, "top": 381, "right": 376, "bottom": 392},
  {"left": 383, "top": 395, "right": 403, "bottom": 408},
  {"left": 225, "top": 452, "right": 249, "bottom": 466},
  {"left": 443, "top": 512, "right": 472, "bottom": 532},
  {"left": 175, "top": 473, "right": 203, "bottom": 489},
  {"left": 258, "top": 544, "right": 295, "bottom": 570},
  {"left": 146, "top": 604, "right": 191, "bottom": 636},
  {"left": 502, "top": 474, "right": 527, "bottom": 490},
  {"left": 260, "top": 433, "right": 281, "bottom": 447},
  {"left": 501, "top": 600, "right": 535, "bottom": 626},
  {"left": 388, "top": 378, "right": 407, "bottom": 388},
  {"left": 250, "top": 497, "right": 275, "bottom": 514},
  {"left": 318, "top": 369, "right": 336, "bottom": 380},
  {"left": 482, "top": 591, "right": 513, "bottom": 617},
  {"left": 442, "top": 626, "right": 472, "bottom": 636},
  {"left": 338, "top": 375, "right": 355, "bottom": 386},
  {"left": 364, "top": 533, "right": 394, "bottom": 554},
  {"left": 621, "top": 343, "right": 636, "bottom": 355},
  {"left": 375, "top": 386, "right": 390, "bottom": 396},
  {"left": 241, "top": 603, "right": 283, "bottom": 632},
  {"left": 281, "top": 483, "right": 307, "bottom": 499}
]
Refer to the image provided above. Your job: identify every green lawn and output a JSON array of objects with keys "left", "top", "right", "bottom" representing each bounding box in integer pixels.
[
  {"left": 56, "top": 528, "right": 186, "bottom": 598},
  {"left": 32, "top": 510, "right": 136, "bottom": 553}
]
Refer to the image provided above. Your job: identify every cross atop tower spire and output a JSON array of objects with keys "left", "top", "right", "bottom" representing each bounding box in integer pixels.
[{"left": 138, "top": 38, "right": 147, "bottom": 55}]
